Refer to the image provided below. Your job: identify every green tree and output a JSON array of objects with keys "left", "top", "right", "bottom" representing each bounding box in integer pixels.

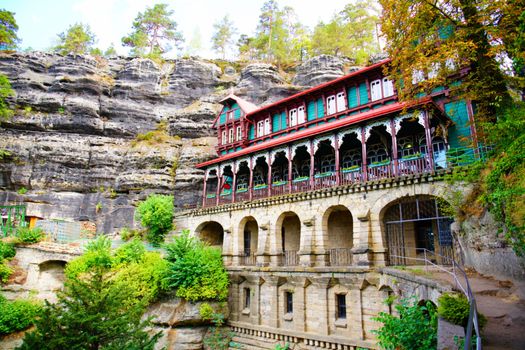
[
  {"left": 122, "top": 3, "right": 183, "bottom": 58},
  {"left": 237, "top": 34, "right": 257, "bottom": 61},
  {"left": 54, "top": 23, "right": 96, "bottom": 55},
  {"left": 311, "top": 1, "right": 380, "bottom": 64},
  {"left": 135, "top": 194, "right": 174, "bottom": 246},
  {"left": 0, "top": 9, "right": 20, "bottom": 50},
  {"left": 0, "top": 74, "right": 14, "bottom": 121},
  {"left": 185, "top": 27, "right": 203, "bottom": 56},
  {"left": 104, "top": 43, "right": 117, "bottom": 57},
  {"left": 379, "top": 0, "right": 524, "bottom": 120},
  {"left": 211, "top": 15, "right": 237, "bottom": 59},
  {"left": 17, "top": 264, "right": 160, "bottom": 350}
]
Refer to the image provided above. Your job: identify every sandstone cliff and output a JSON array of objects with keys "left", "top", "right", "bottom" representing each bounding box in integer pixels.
[{"left": 0, "top": 52, "right": 349, "bottom": 233}]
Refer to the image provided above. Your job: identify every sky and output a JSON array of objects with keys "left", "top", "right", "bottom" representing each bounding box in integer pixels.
[{"left": 3, "top": 0, "right": 354, "bottom": 58}]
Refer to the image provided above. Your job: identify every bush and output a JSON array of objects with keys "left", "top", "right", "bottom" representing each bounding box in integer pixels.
[
  {"left": 438, "top": 293, "right": 487, "bottom": 330},
  {"left": 373, "top": 297, "right": 437, "bottom": 350},
  {"left": 120, "top": 227, "right": 143, "bottom": 241},
  {"left": 164, "top": 230, "right": 229, "bottom": 302},
  {"left": 16, "top": 227, "right": 44, "bottom": 244},
  {"left": 0, "top": 262, "right": 13, "bottom": 283},
  {"left": 136, "top": 194, "right": 174, "bottom": 246},
  {"left": 0, "top": 241, "right": 16, "bottom": 260},
  {"left": 0, "top": 295, "right": 42, "bottom": 335}
]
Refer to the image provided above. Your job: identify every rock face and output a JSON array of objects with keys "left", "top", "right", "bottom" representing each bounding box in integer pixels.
[
  {"left": 0, "top": 52, "right": 314, "bottom": 233},
  {"left": 293, "top": 55, "right": 349, "bottom": 87},
  {"left": 144, "top": 297, "right": 229, "bottom": 350}
]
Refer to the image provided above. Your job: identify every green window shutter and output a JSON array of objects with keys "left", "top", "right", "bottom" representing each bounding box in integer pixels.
[
  {"left": 272, "top": 114, "right": 281, "bottom": 131},
  {"left": 248, "top": 125, "right": 255, "bottom": 140},
  {"left": 317, "top": 98, "right": 325, "bottom": 118},
  {"left": 347, "top": 86, "right": 358, "bottom": 108},
  {"left": 445, "top": 100, "right": 471, "bottom": 148},
  {"left": 234, "top": 109, "right": 241, "bottom": 119},
  {"left": 359, "top": 83, "right": 369, "bottom": 105},
  {"left": 307, "top": 101, "right": 316, "bottom": 121},
  {"left": 219, "top": 112, "right": 226, "bottom": 124},
  {"left": 281, "top": 112, "right": 287, "bottom": 128}
]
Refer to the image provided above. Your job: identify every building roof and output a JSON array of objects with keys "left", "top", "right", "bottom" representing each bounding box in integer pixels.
[
  {"left": 219, "top": 93, "right": 259, "bottom": 114},
  {"left": 197, "top": 97, "right": 441, "bottom": 169},
  {"left": 245, "top": 58, "right": 391, "bottom": 119}
]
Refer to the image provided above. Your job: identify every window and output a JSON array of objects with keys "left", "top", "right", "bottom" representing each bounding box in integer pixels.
[
  {"left": 289, "top": 108, "right": 297, "bottom": 127},
  {"left": 264, "top": 118, "right": 271, "bottom": 134},
  {"left": 236, "top": 126, "right": 242, "bottom": 141},
  {"left": 229, "top": 128, "right": 234, "bottom": 143},
  {"left": 257, "top": 121, "right": 264, "bottom": 137},
  {"left": 244, "top": 230, "right": 251, "bottom": 255},
  {"left": 285, "top": 291, "right": 293, "bottom": 314},
  {"left": 244, "top": 288, "right": 251, "bottom": 309},
  {"left": 221, "top": 130, "right": 227, "bottom": 145},
  {"left": 336, "top": 294, "right": 347, "bottom": 319},
  {"left": 327, "top": 95, "right": 336, "bottom": 115},
  {"left": 371, "top": 79, "right": 382, "bottom": 101},
  {"left": 382, "top": 78, "right": 394, "bottom": 97},
  {"left": 297, "top": 106, "right": 305, "bottom": 124},
  {"left": 227, "top": 110, "right": 234, "bottom": 121},
  {"left": 336, "top": 92, "right": 346, "bottom": 112}
]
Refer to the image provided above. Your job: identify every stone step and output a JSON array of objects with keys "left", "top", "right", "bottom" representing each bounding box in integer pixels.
[{"left": 231, "top": 335, "right": 278, "bottom": 350}]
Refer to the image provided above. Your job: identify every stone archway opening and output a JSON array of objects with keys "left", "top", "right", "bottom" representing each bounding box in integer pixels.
[
  {"left": 381, "top": 195, "right": 455, "bottom": 266},
  {"left": 196, "top": 221, "right": 224, "bottom": 250},
  {"left": 324, "top": 205, "right": 353, "bottom": 266},
  {"left": 37, "top": 260, "right": 67, "bottom": 292},
  {"left": 277, "top": 212, "right": 301, "bottom": 266},
  {"left": 239, "top": 216, "right": 258, "bottom": 266}
]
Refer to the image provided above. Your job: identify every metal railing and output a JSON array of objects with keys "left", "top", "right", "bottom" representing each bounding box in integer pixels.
[
  {"left": 389, "top": 247, "right": 482, "bottom": 350},
  {"left": 329, "top": 248, "right": 353, "bottom": 266},
  {"left": 282, "top": 250, "right": 299, "bottom": 266},
  {"left": 240, "top": 252, "right": 257, "bottom": 266}
]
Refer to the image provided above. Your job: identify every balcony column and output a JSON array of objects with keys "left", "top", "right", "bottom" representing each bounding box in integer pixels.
[
  {"left": 390, "top": 118, "right": 398, "bottom": 176},
  {"left": 423, "top": 110, "right": 435, "bottom": 171},
  {"left": 248, "top": 157, "right": 254, "bottom": 201},
  {"left": 216, "top": 169, "right": 221, "bottom": 206},
  {"left": 267, "top": 156, "right": 272, "bottom": 197},
  {"left": 360, "top": 127, "right": 368, "bottom": 182},
  {"left": 334, "top": 133, "right": 341, "bottom": 185},
  {"left": 287, "top": 145, "right": 293, "bottom": 194},
  {"left": 202, "top": 170, "right": 207, "bottom": 207},
  {"left": 232, "top": 163, "right": 237, "bottom": 203},
  {"left": 309, "top": 140, "right": 315, "bottom": 190}
]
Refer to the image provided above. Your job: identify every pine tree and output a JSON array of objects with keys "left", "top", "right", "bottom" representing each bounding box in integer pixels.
[
  {"left": 211, "top": 15, "right": 237, "bottom": 59},
  {"left": 54, "top": 23, "right": 96, "bottom": 55},
  {"left": 17, "top": 265, "right": 160, "bottom": 350},
  {"left": 0, "top": 9, "right": 20, "bottom": 50},
  {"left": 122, "top": 3, "right": 183, "bottom": 58}
]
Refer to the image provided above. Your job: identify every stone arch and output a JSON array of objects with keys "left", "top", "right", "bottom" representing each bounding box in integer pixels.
[
  {"left": 379, "top": 194, "right": 455, "bottom": 266},
  {"left": 195, "top": 221, "right": 224, "bottom": 250},
  {"left": 238, "top": 216, "right": 259, "bottom": 265},
  {"left": 275, "top": 211, "right": 301, "bottom": 266},
  {"left": 321, "top": 205, "right": 354, "bottom": 266},
  {"left": 37, "top": 260, "right": 67, "bottom": 293}
]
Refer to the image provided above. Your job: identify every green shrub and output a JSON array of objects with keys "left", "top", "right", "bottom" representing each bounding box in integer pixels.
[
  {"left": 373, "top": 297, "right": 437, "bottom": 350},
  {"left": 136, "top": 194, "right": 174, "bottom": 246},
  {"left": 438, "top": 293, "right": 487, "bottom": 330},
  {"left": 16, "top": 227, "right": 44, "bottom": 244},
  {"left": 0, "top": 295, "right": 42, "bottom": 335},
  {"left": 65, "top": 236, "right": 113, "bottom": 279},
  {"left": 199, "top": 303, "right": 237, "bottom": 350},
  {"left": 120, "top": 227, "right": 144, "bottom": 241},
  {"left": 17, "top": 187, "right": 27, "bottom": 195},
  {"left": 164, "top": 230, "right": 229, "bottom": 302},
  {"left": 0, "top": 241, "right": 16, "bottom": 260},
  {"left": 113, "top": 238, "right": 146, "bottom": 265},
  {"left": 0, "top": 262, "right": 13, "bottom": 283}
]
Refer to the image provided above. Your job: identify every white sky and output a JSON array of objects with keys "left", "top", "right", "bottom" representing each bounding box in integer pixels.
[{"left": 4, "top": 0, "right": 356, "bottom": 58}]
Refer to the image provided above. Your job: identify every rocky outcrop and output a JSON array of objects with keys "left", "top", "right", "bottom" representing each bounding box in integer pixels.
[
  {"left": 0, "top": 52, "right": 346, "bottom": 233},
  {"left": 144, "top": 297, "right": 229, "bottom": 350},
  {"left": 293, "top": 55, "right": 349, "bottom": 87}
]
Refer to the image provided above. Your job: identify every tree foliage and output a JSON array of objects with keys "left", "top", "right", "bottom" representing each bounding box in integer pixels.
[
  {"left": 164, "top": 230, "right": 229, "bottom": 302},
  {"left": 373, "top": 297, "right": 437, "bottom": 350},
  {"left": 54, "top": 23, "right": 96, "bottom": 55},
  {"left": 212, "top": 16, "right": 237, "bottom": 59},
  {"left": 135, "top": 194, "right": 174, "bottom": 246},
  {"left": 122, "top": 3, "right": 183, "bottom": 58},
  {"left": 0, "top": 294, "right": 42, "bottom": 336},
  {"left": 379, "top": 0, "right": 524, "bottom": 120},
  {"left": 311, "top": 1, "right": 380, "bottom": 64},
  {"left": 0, "top": 74, "right": 14, "bottom": 121},
  {"left": 0, "top": 9, "right": 20, "bottom": 50}
]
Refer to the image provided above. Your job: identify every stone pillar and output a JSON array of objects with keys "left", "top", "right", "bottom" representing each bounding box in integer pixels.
[
  {"left": 369, "top": 211, "right": 388, "bottom": 266},
  {"left": 231, "top": 224, "right": 242, "bottom": 266},
  {"left": 256, "top": 222, "right": 271, "bottom": 266},
  {"left": 299, "top": 217, "right": 316, "bottom": 266},
  {"left": 350, "top": 285, "right": 364, "bottom": 340},
  {"left": 228, "top": 274, "right": 244, "bottom": 322},
  {"left": 222, "top": 226, "right": 234, "bottom": 266},
  {"left": 351, "top": 210, "right": 372, "bottom": 266},
  {"left": 309, "top": 277, "right": 332, "bottom": 336},
  {"left": 263, "top": 276, "right": 285, "bottom": 328},
  {"left": 289, "top": 277, "right": 311, "bottom": 332}
]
